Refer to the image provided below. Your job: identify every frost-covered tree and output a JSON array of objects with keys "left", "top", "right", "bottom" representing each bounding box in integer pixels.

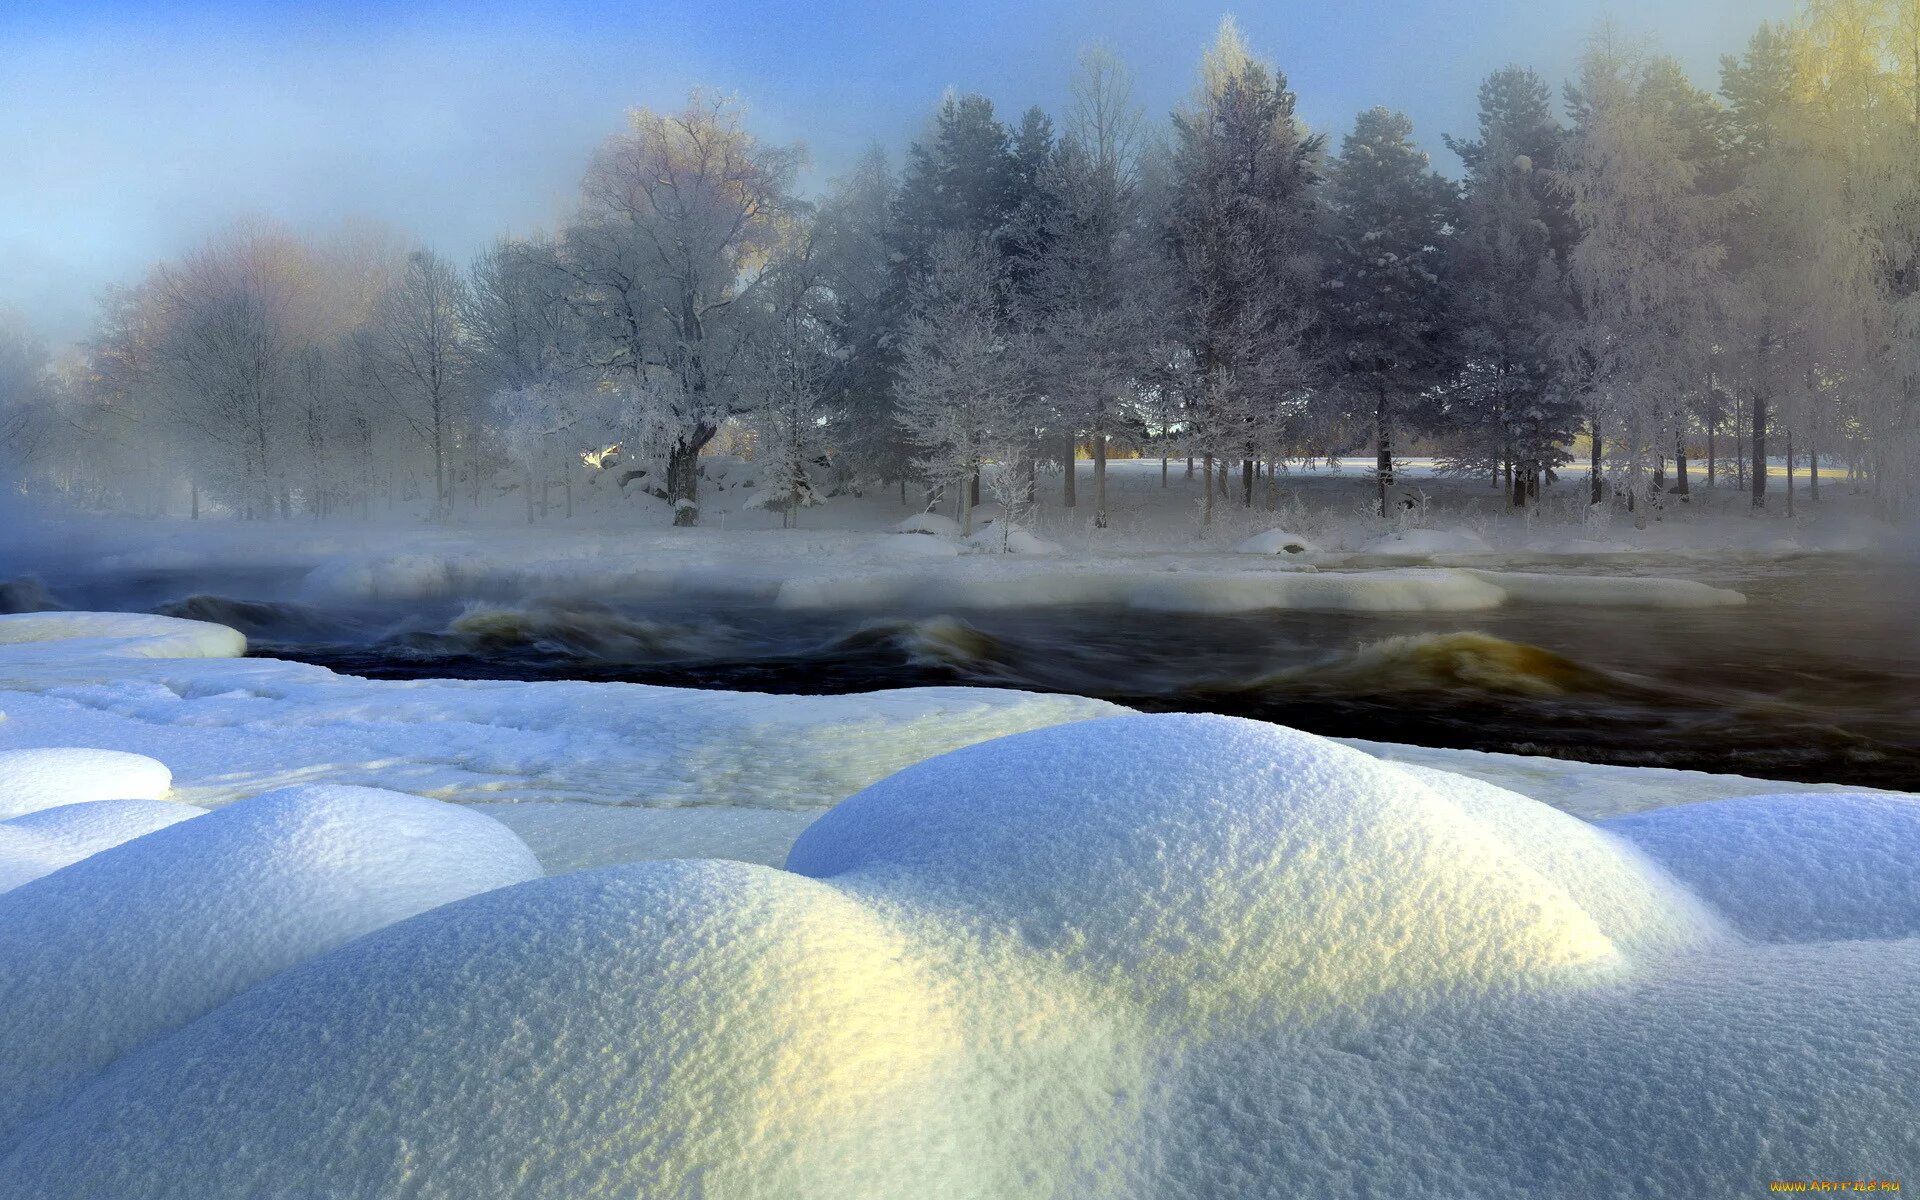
[
  {"left": 1443, "top": 69, "right": 1578, "bottom": 507},
  {"left": 568, "top": 90, "right": 803, "bottom": 525},
  {"left": 147, "top": 225, "right": 319, "bottom": 519},
  {"left": 1164, "top": 18, "right": 1324, "bottom": 526},
  {"left": 1557, "top": 36, "right": 1728, "bottom": 526},
  {"left": 1324, "top": 107, "right": 1460, "bottom": 515},
  {"left": 893, "top": 234, "right": 1028, "bottom": 537},
  {"left": 1027, "top": 45, "right": 1155, "bottom": 528},
  {"left": 368, "top": 249, "right": 473, "bottom": 520},
  {"left": 743, "top": 233, "right": 835, "bottom": 527}
]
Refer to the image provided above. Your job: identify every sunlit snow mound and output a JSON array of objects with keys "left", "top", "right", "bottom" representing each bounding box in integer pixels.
[
  {"left": 0, "top": 799, "right": 203, "bottom": 894},
  {"left": 0, "top": 747, "right": 173, "bottom": 818},
  {"left": 0, "top": 611, "right": 246, "bottom": 661},
  {"left": 1606, "top": 792, "right": 1920, "bottom": 943},
  {"left": 0, "top": 784, "right": 540, "bottom": 1149},
  {"left": 1, "top": 717, "right": 1915, "bottom": 1198}
]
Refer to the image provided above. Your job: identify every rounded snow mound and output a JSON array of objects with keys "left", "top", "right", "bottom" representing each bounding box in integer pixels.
[
  {"left": 892, "top": 511, "right": 961, "bottom": 537},
  {"left": 789, "top": 713, "right": 1628, "bottom": 1021},
  {"left": 1361, "top": 527, "right": 1495, "bottom": 556},
  {"left": 0, "top": 784, "right": 540, "bottom": 1148},
  {"left": 0, "top": 799, "right": 203, "bottom": 894},
  {"left": 0, "top": 861, "right": 988, "bottom": 1200},
  {"left": 1234, "top": 529, "right": 1322, "bottom": 556},
  {"left": 870, "top": 532, "right": 962, "bottom": 558},
  {"left": 966, "top": 523, "right": 1063, "bottom": 555},
  {"left": 1604, "top": 793, "right": 1920, "bottom": 943},
  {"left": 0, "top": 747, "right": 173, "bottom": 819},
  {"left": 1399, "top": 766, "right": 1723, "bottom": 957},
  {"left": 0, "top": 612, "right": 244, "bottom": 661}
]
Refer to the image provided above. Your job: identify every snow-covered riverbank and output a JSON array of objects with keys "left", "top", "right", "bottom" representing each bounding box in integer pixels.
[{"left": 1, "top": 610, "right": 1917, "bottom": 1197}]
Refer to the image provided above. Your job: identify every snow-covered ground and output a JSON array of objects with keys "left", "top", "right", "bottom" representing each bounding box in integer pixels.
[{"left": 0, "top": 612, "right": 1913, "bottom": 1196}]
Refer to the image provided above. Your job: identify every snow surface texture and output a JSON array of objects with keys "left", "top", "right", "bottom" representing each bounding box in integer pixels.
[
  {"left": 0, "top": 799, "right": 203, "bottom": 893},
  {"left": 1606, "top": 792, "right": 1920, "bottom": 943},
  {"left": 3, "top": 715, "right": 1912, "bottom": 1198},
  {"left": 0, "top": 746, "right": 172, "bottom": 818},
  {"left": 0, "top": 783, "right": 541, "bottom": 1149}
]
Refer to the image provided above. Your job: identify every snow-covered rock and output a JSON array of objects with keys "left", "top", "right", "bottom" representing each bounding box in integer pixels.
[
  {"left": 965, "top": 524, "right": 1064, "bottom": 555},
  {"left": 1360, "top": 527, "right": 1495, "bottom": 556},
  {"left": 1233, "top": 529, "right": 1322, "bottom": 556},
  {"left": 0, "top": 784, "right": 540, "bottom": 1147},
  {"left": 0, "top": 747, "right": 172, "bottom": 819},
  {"left": 892, "top": 511, "right": 962, "bottom": 537},
  {"left": 1605, "top": 793, "right": 1920, "bottom": 943},
  {"left": 0, "top": 799, "right": 203, "bottom": 894},
  {"left": 0, "top": 612, "right": 245, "bottom": 661}
]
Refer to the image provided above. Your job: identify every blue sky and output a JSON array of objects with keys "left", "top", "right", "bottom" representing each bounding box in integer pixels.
[{"left": 1, "top": 0, "right": 1796, "bottom": 344}]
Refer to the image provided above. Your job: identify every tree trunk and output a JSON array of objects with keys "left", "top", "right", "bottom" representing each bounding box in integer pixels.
[
  {"left": 1751, "top": 385, "right": 1768, "bottom": 510},
  {"left": 1093, "top": 435, "right": 1108, "bottom": 529},
  {"left": 1063, "top": 436, "right": 1077, "bottom": 508},
  {"left": 1786, "top": 430, "right": 1795, "bottom": 518},
  {"left": 1673, "top": 438, "right": 1689, "bottom": 496},
  {"left": 1161, "top": 455, "right": 1168, "bottom": 487},
  {"left": 1374, "top": 388, "right": 1393, "bottom": 518},
  {"left": 1241, "top": 456, "right": 1254, "bottom": 508},
  {"left": 1185, "top": 455, "right": 1193, "bottom": 479},
  {"left": 1810, "top": 441, "right": 1820, "bottom": 502},
  {"left": 1589, "top": 415, "right": 1604, "bottom": 506},
  {"left": 1201, "top": 453, "right": 1214, "bottom": 528},
  {"left": 668, "top": 441, "right": 700, "bottom": 526},
  {"left": 969, "top": 470, "right": 980, "bottom": 510},
  {"left": 1510, "top": 462, "right": 1527, "bottom": 509}
]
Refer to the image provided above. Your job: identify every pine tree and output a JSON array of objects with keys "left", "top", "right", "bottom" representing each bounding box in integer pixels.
[
  {"left": 1324, "top": 107, "right": 1460, "bottom": 516},
  {"left": 1164, "top": 18, "right": 1324, "bottom": 527}
]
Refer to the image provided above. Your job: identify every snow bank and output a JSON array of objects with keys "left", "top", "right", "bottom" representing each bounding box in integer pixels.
[
  {"left": 1605, "top": 793, "right": 1920, "bottom": 943},
  {"left": 1234, "top": 529, "right": 1322, "bottom": 555},
  {"left": 1360, "top": 527, "right": 1495, "bottom": 556},
  {"left": 0, "top": 784, "right": 540, "bottom": 1147},
  {"left": 1468, "top": 569, "right": 1746, "bottom": 608},
  {"left": 1399, "top": 765, "right": 1722, "bottom": 957},
  {"left": 0, "top": 800, "right": 203, "bottom": 894},
  {"left": 0, "top": 612, "right": 245, "bottom": 661},
  {"left": 966, "top": 524, "right": 1064, "bottom": 555},
  {"left": 790, "top": 714, "right": 1630, "bottom": 1022},
  {"left": 0, "top": 747, "right": 172, "bottom": 819},
  {"left": 893, "top": 512, "right": 961, "bottom": 536},
  {"left": 1128, "top": 567, "right": 1505, "bottom": 614},
  {"left": 0, "top": 716, "right": 1911, "bottom": 1197}
]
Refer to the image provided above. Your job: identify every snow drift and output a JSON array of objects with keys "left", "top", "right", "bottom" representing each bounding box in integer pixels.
[
  {"left": 0, "top": 799, "right": 202, "bottom": 894},
  {"left": 0, "top": 747, "right": 172, "bottom": 819},
  {"left": 0, "top": 784, "right": 540, "bottom": 1148},
  {"left": 5, "top": 715, "right": 1906, "bottom": 1197}
]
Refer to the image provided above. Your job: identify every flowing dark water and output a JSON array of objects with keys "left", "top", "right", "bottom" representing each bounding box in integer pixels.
[{"left": 8, "top": 558, "right": 1919, "bottom": 790}]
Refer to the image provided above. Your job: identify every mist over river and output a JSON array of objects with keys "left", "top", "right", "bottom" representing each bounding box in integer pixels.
[{"left": 8, "top": 552, "right": 1915, "bottom": 791}]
